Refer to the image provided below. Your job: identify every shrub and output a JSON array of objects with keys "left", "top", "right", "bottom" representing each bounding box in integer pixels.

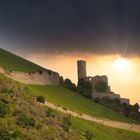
[
  {"left": 76, "top": 85, "right": 84, "bottom": 94},
  {"left": 13, "top": 109, "right": 22, "bottom": 116},
  {"left": 0, "top": 88, "right": 13, "bottom": 94},
  {"left": 31, "top": 71, "right": 35, "bottom": 74},
  {"left": 28, "top": 72, "right": 31, "bottom": 75},
  {"left": 64, "top": 78, "right": 77, "bottom": 92},
  {"left": 11, "top": 130, "right": 23, "bottom": 139},
  {"left": 0, "top": 128, "right": 23, "bottom": 140},
  {"left": 9, "top": 70, "right": 12, "bottom": 73},
  {"left": 16, "top": 113, "right": 35, "bottom": 127},
  {"left": 0, "top": 128, "right": 10, "bottom": 140},
  {"left": 134, "top": 103, "right": 140, "bottom": 113},
  {"left": 0, "top": 102, "right": 7, "bottom": 118},
  {"left": 59, "top": 76, "right": 64, "bottom": 84},
  {"left": 61, "top": 115, "right": 72, "bottom": 132},
  {"left": 45, "top": 127, "right": 56, "bottom": 140},
  {"left": 36, "top": 96, "right": 45, "bottom": 104},
  {"left": 46, "top": 108, "right": 55, "bottom": 118},
  {"left": 85, "top": 130, "right": 93, "bottom": 140}
]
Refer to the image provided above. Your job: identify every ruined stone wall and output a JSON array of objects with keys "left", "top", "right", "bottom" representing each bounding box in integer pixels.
[
  {"left": 91, "top": 75, "right": 108, "bottom": 86},
  {"left": 0, "top": 67, "right": 60, "bottom": 85},
  {"left": 120, "top": 98, "right": 130, "bottom": 104},
  {"left": 92, "top": 93, "right": 130, "bottom": 104},
  {"left": 91, "top": 75, "right": 110, "bottom": 93},
  {"left": 92, "top": 92, "right": 120, "bottom": 99}
]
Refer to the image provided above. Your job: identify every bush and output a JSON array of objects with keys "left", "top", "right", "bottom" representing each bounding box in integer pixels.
[
  {"left": 59, "top": 76, "right": 64, "bottom": 84},
  {"left": 61, "top": 115, "right": 72, "bottom": 132},
  {"left": 85, "top": 130, "right": 93, "bottom": 140},
  {"left": 64, "top": 79, "right": 77, "bottom": 92},
  {"left": 134, "top": 103, "right": 140, "bottom": 113},
  {"left": 16, "top": 113, "right": 36, "bottom": 127},
  {"left": 36, "top": 96, "right": 45, "bottom": 104},
  {"left": 0, "top": 88, "right": 13, "bottom": 94},
  {"left": 0, "top": 102, "right": 7, "bottom": 118},
  {"left": 11, "top": 130, "right": 23, "bottom": 139},
  {"left": 0, "top": 128, "right": 10, "bottom": 140},
  {"left": 45, "top": 127, "right": 56, "bottom": 140},
  {"left": 46, "top": 108, "right": 55, "bottom": 118},
  {"left": 76, "top": 85, "right": 84, "bottom": 94}
]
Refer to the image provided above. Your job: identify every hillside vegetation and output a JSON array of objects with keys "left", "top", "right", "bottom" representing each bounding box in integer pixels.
[
  {"left": 0, "top": 48, "right": 137, "bottom": 123},
  {"left": 0, "top": 74, "right": 140, "bottom": 140},
  {"left": 0, "top": 48, "right": 48, "bottom": 72},
  {"left": 29, "top": 85, "right": 134, "bottom": 123}
]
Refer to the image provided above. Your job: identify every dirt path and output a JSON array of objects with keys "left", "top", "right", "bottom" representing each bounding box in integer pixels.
[{"left": 43, "top": 101, "right": 140, "bottom": 133}]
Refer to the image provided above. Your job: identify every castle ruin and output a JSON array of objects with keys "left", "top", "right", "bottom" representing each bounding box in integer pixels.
[{"left": 77, "top": 60, "right": 129, "bottom": 104}]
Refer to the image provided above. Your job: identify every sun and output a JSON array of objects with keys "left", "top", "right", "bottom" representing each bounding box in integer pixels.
[{"left": 114, "top": 58, "right": 130, "bottom": 72}]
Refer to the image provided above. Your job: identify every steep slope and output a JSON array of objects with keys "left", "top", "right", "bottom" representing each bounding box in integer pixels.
[
  {"left": 0, "top": 48, "right": 48, "bottom": 72},
  {"left": 29, "top": 85, "right": 134, "bottom": 123},
  {"left": 0, "top": 73, "right": 140, "bottom": 140},
  {"left": 0, "top": 48, "right": 136, "bottom": 123}
]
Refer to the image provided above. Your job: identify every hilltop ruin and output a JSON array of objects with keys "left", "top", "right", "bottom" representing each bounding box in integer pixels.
[{"left": 77, "top": 60, "right": 129, "bottom": 104}]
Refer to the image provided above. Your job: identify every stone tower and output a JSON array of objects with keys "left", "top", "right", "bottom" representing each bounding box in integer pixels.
[{"left": 77, "top": 60, "right": 87, "bottom": 80}]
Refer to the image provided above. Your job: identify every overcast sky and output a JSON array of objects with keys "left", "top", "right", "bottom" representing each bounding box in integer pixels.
[{"left": 0, "top": 0, "right": 140, "bottom": 56}]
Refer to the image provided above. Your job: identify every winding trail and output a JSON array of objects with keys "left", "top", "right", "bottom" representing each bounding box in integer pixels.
[{"left": 43, "top": 101, "right": 140, "bottom": 133}]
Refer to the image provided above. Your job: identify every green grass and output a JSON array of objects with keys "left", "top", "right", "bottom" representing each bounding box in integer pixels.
[
  {"left": 72, "top": 118, "right": 140, "bottom": 140},
  {"left": 29, "top": 85, "right": 134, "bottom": 123},
  {"left": 0, "top": 48, "right": 48, "bottom": 72}
]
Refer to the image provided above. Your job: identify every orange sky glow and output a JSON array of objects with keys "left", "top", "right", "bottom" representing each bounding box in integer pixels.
[{"left": 26, "top": 53, "right": 140, "bottom": 105}]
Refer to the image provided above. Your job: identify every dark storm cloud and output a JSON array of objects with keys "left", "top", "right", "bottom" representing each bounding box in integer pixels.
[{"left": 0, "top": 0, "right": 140, "bottom": 56}]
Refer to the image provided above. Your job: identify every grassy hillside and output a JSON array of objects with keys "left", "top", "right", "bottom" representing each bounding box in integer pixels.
[
  {"left": 0, "top": 48, "right": 48, "bottom": 72},
  {"left": 29, "top": 85, "right": 134, "bottom": 123},
  {"left": 72, "top": 118, "right": 140, "bottom": 140},
  {"left": 0, "top": 48, "right": 137, "bottom": 123},
  {"left": 0, "top": 73, "right": 140, "bottom": 140}
]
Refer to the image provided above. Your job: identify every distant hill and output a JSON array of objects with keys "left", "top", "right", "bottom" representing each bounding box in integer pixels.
[{"left": 0, "top": 48, "right": 50, "bottom": 72}]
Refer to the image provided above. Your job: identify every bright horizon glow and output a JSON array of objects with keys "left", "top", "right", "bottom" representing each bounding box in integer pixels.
[{"left": 114, "top": 58, "right": 131, "bottom": 72}]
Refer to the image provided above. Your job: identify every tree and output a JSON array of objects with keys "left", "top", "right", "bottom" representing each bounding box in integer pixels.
[
  {"left": 134, "top": 103, "right": 139, "bottom": 113},
  {"left": 36, "top": 96, "right": 45, "bottom": 104},
  {"left": 64, "top": 78, "right": 77, "bottom": 92},
  {"left": 59, "top": 76, "right": 64, "bottom": 84}
]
